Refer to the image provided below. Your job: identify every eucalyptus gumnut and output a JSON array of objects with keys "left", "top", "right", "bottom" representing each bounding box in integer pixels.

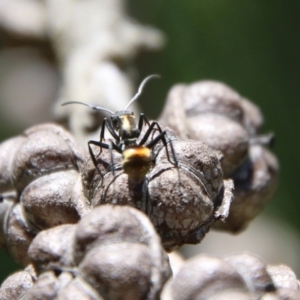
[
  {"left": 159, "top": 80, "right": 279, "bottom": 232},
  {"left": 83, "top": 125, "right": 233, "bottom": 251}
]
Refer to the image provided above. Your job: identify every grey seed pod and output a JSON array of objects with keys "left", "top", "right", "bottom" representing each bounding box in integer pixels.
[
  {"left": 74, "top": 205, "right": 163, "bottom": 261},
  {"left": 58, "top": 277, "right": 103, "bottom": 300},
  {"left": 78, "top": 243, "right": 155, "bottom": 300},
  {"left": 70, "top": 175, "right": 92, "bottom": 218},
  {"left": 159, "top": 81, "right": 246, "bottom": 138},
  {"left": 154, "top": 137, "right": 224, "bottom": 201},
  {"left": 23, "top": 271, "right": 61, "bottom": 300},
  {"left": 0, "top": 136, "right": 25, "bottom": 194},
  {"left": 21, "top": 170, "right": 81, "bottom": 230},
  {"left": 261, "top": 289, "right": 300, "bottom": 300},
  {"left": 160, "top": 80, "right": 265, "bottom": 137},
  {"left": 6, "top": 203, "right": 37, "bottom": 266},
  {"left": 185, "top": 113, "right": 249, "bottom": 177},
  {"left": 160, "top": 80, "right": 279, "bottom": 233},
  {"left": 0, "top": 195, "right": 15, "bottom": 249},
  {"left": 206, "top": 290, "right": 252, "bottom": 300},
  {"left": 161, "top": 252, "right": 185, "bottom": 300},
  {"left": 24, "top": 205, "right": 170, "bottom": 300},
  {"left": 28, "top": 224, "right": 77, "bottom": 272},
  {"left": 224, "top": 253, "right": 275, "bottom": 297},
  {"left": 267, "top": 265, "right": 300, "bottom": 291},
  {"left": 213, "top": 145, "right": 279, "bottom": 232},
  {"left": 159, "top": 81, "right": 266, "bottom": 177},
  {"left": 0, "top": 268, "right": 34, "bottom": 300},
  {"left": 85, "top": 129, "right": 233, "bottom": 251},
  {"left": 23, "top": 272, "right": 77, "bottom": 300},
  {"left": 171, "top": 254, "right": 248, "bottom": 300},
  {"left": 240, "top": 97, "right": 264, "bottom": 135},
  {"left": 74, "top": 205, "right": 171, "bottom": 299},
  {"left": 171, "top": 253, "right": 300, "bottom": 300},
  {"left": 0, "top": 123, "right": 86, "bottom": 264},
  {"left": 12, "top": 123, "right": 85, "bottom": 192},
  {"left": 25, "top": 264, "right": 38, "bottom": 280}
]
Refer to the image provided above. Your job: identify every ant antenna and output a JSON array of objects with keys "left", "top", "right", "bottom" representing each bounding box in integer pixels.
[
  {"left": 124, "top": 74, "right": 160, "bottom": 111},
  {"left": 61, "top": 101, "right": 114, "bottom": 115},
  {"left": 61, "top": 74, "right": 160, "bottom": 113}
]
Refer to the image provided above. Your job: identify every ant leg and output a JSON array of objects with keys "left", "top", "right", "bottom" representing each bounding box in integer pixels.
[
  {"left": 138, "top": 121, "right": 158, "bottom": 145},
  {"left": 144, "top": 122, "right": 183, "bottom": 195},
  {"left": 108, "top": 140, "right": 116, "bottom": 178},
  {"left": 139, "top": 121, "right": 178, "bottom": 167},
  {"left": 88, "top": 140, "right": 108, "bottom": 178},
  {"left": 150, "top": 122, "right": 179, "bottom": 166},
  {"left": 138, "top": 113, "right": 151, "bottom": 132},
  {"left": 107, "top": 139, "right": 120, "bottom": 205},
  {"left": 146, "top": 128, "right": 183, "bottom": 195},
  {"left": 88, "top": 140, "right": 122, "bottom": 177},
  {"left": 102, "top": 118, "right": 120, "bottom": 142},
  {"left": 146, "top": 130, "right": 178, "bottom": 167},
  {"left": 164, "top": 131, "right": 179, "bottom": 167},
  {"left": 97, "top": 119, "right": 119, "bottom": 158},
  {"left": 148, "top": 125, "right": 183, "bottom": 194}
]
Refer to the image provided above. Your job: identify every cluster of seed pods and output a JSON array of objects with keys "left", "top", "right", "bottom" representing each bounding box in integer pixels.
[
  {"left": 0, "top": 79, "right": 283, "bottom": 299},
  {"left": 168, "top": 252, "right": 300, "bottom": 299},
  {"left": 0, "top": 205, "right": 171, "bottom": 299},
  {"left": 1, "top": 233, "right": 299, "bottom": 299},
  {"left": 0, "top": 124, "right": 87, "bottom": 266},
  {"left": 0, "top": 119, "right": 232, "bottom": 263},
  {"left": 84, "top": 125, "right": 234, "bottom": 251},
  {"left": 160, "top": 80, "right": 279, "bottom": 232}
]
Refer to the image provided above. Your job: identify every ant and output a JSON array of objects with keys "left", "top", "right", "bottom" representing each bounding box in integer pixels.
[{"left": 62, "top": 75, "right": 178, "bottom": 183}]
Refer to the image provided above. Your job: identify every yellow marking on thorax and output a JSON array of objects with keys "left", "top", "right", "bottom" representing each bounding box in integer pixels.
[{"left": 120, "top": 115, "right": 135, "bottom": 132}]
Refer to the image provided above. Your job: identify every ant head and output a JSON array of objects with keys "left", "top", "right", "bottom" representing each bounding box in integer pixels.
[{"left": 110, "top": 111, "right": 134, "bottom": 130}]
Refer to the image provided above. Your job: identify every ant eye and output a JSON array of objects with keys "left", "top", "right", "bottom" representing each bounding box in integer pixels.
[{"left": 111, "top": 117, "right": 118, "bottom": 126}]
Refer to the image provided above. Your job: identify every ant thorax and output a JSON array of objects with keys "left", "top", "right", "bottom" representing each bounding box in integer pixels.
[{"left": 112, "top": 111, "right": 140, "bottom": 148}]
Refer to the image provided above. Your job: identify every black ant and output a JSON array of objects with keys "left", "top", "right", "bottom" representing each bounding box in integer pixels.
[{"left": 62, "top": 75, "right": 178, "bottom": 183}]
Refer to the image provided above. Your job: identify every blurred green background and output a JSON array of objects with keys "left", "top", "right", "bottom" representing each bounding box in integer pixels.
[{"left": 1, "top": 0, "right": 300, "bottom": 282}]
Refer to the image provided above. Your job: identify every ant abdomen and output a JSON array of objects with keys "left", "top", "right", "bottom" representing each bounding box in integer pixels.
[{"left": 122, "top": 146, "right": 153, "bottom": 183}]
